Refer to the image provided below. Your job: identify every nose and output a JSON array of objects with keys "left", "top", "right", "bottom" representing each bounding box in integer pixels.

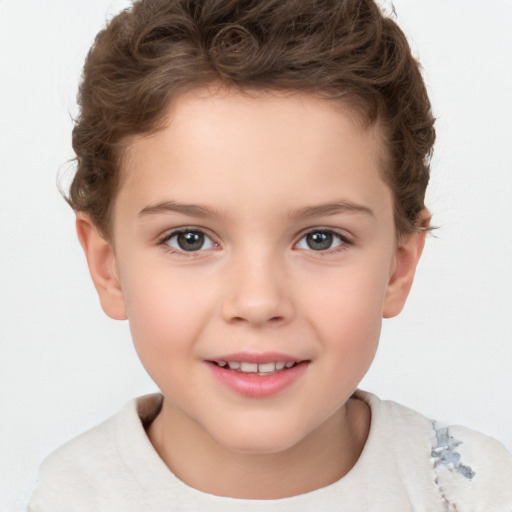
[{"left": 221, "top": 254, "right": 295, "bottom": 327}]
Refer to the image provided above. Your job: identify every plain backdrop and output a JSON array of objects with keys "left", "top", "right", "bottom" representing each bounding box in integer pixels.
[{"left": 1, "top": 1, "right": 511, "bottom": 510}]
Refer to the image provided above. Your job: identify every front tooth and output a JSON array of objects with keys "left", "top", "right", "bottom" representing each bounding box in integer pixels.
[
  {"left": 240, "top": 362, "right": 258, "bottom": 373},
  {"left": 275, "top": 362, "right": 285, "bottom": 370},
  {"left": 285, "top": 361, "right": 295, "bottom": 368},
  {"left": 228, "top": 361, "right": 241, "bottom": 369},
  {"left": 258, "top": 362, "right": 276, "bottom": 373}
]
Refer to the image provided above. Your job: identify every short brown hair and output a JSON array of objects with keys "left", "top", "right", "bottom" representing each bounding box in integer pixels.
[{"left": 68, "top": 0, "right": 435, "bottom": 238}]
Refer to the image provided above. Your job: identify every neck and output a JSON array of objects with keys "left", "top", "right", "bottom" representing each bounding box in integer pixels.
[{"left": 147, "top": 397, "right": 370, "bottom": 499}]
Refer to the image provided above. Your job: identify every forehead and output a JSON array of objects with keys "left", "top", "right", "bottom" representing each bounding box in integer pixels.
[{"left": 116, "top": 88, "right": 392, "bottom": 225}]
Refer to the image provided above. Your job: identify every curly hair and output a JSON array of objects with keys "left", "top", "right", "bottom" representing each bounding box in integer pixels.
[{"left": 68, "top": 0, "right": 435, "bottom": 238}]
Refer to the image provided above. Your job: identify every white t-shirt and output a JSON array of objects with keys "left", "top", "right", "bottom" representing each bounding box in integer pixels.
[{"left": 28, "top": 391, "right": 512, "bottom": 511}]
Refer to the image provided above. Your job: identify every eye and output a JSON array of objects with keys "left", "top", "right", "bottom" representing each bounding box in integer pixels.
[
  {"left": 295, "top": 229, "right": 348, "bottom": 251},
  {"left": 163, "top": 229, "right": 216, "bottom": 252}
]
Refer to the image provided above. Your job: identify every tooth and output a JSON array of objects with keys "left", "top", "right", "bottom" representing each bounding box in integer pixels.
[
  {"left": 217, "top": 360, "right": 227, "bottom": 367},
  {"left": 228, "top": 361, "right": 240, "bottom": 369},
  {"left": 285, "top": 361, "right": 295, "bottom": 368},
  {"left": 275, "top": 362, "right": 285, "bottom": 370},
  {"left": 258, "top": 362, "right": 276, "bottom": 373},
  {"left": 240, "top": 362, "right": 258, "bottom": 373}
]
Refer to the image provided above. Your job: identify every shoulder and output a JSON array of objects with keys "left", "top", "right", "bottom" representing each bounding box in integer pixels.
[
  {"left": 357, "top": 390, "right": 512, "bottom": 511},
  {"left": 28, "top": 394, "right": 164, "bottom": 512},
  {"left": 432, "top": 423, "right": 512, "bottom": 511}
]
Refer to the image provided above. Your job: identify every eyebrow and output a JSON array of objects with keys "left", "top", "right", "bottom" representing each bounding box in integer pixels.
[
  {"left": 289, "top": 201, "right": 375, "bottom": 220},
  {"left": 139, "top": 201, "right": 220, "bottom": 218},
  {"left": 138, "top": 199, "right": 374, "bottom": 219}
]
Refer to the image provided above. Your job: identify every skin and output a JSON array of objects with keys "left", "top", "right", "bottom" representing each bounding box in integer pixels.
[{"left": 77, "top": 88, "right": 427, "bottom": 499}]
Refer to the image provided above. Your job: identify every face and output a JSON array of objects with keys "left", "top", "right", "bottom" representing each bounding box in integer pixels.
[{"left": 85, "top": 88, "right": 422, "bottom": 455}]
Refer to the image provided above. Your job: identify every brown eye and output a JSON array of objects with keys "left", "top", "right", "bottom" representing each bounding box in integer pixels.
[{"left": 165, "top": 230, "right": 215, "bottom": 252}]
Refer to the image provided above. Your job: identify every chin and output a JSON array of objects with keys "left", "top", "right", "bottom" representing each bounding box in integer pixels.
[{"left": 211, "top": 422, "right": 308, "bottom": 456}]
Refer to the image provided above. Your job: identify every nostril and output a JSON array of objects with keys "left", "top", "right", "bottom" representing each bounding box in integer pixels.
[
  {"left": 230, "top": 316, "right": 248, "bottom": 324},
  {"left": 221, "top": 287, "right": 295, "bottom": 326},
  {"left": 227, "top": 314, "right": 284, "bottom": 325}
]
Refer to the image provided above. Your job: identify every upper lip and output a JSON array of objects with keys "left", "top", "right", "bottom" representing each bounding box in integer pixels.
[{"left": 207, "top": 352, "right": 306, "bottom": 364}]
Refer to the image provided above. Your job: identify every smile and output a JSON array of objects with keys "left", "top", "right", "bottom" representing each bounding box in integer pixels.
[
  {"left": 207, "top": 355, "right": 309, "bottom": 398},
  {"left": 214, "top": 360, "right": 298, "bottom": 375}
]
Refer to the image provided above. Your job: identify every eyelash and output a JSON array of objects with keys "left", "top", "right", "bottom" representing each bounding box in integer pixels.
[
  {"left": 159, "top": 227, "right": 218, "bottom": 256},
  {"left": 295, "top": 228, "right": 352, "bottom": 255},
  {"left": 158, "top": 227, "right": 352, "bottom": 256}
]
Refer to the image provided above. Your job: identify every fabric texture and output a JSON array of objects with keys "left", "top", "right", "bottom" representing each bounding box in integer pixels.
[{"left": 28, "top": 391, "right": 512, "bottom": 512}]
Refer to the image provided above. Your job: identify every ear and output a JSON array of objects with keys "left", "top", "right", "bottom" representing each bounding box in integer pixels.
[
  {"left": 382, "top": 215, "right": 429, "bottom": 319},
  {"left": 75, "top": 213, "right": 127, "bottom": 320}
]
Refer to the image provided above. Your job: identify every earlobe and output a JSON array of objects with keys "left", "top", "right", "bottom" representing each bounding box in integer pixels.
[
  {"left": 75, "top": 214, "right": 127, "bottom": 320},
  {"left": 382, "top": 218, "right": 429, "bottom": 319}
]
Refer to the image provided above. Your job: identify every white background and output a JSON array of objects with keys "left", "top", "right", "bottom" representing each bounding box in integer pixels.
[{"left": 1, "top": 1, "right": 511, "bottom": 510}]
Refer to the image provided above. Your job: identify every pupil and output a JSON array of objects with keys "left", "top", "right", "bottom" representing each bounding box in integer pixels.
[
  {"left": 307, "top": 231, "right": 332, "bottom": 251},
  {"left": 177, "top": 231, "right": 204, "bottom": 251}
]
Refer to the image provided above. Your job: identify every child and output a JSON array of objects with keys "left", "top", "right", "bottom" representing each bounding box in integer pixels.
[{"left": 28, "top": 0, "right": 512, "bottom": 510}]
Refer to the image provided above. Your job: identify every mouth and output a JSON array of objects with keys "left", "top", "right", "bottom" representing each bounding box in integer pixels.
[
  {"left": 206, "top": 354, "right": 310, "bottom": 397},
  {"left": 209, "top": 360, "right": 301, "bottom": 376}
]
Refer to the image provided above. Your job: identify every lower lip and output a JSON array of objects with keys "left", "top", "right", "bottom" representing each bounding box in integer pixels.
[{"left": 207, "top": 362, "right": 308, "bottom": 398}]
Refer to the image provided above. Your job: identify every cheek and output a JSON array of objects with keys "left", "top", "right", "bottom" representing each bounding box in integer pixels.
[
  {"left": 302, "top": 272, "right": 386, "bottom": 405},
  {"left": 120, "top": 267, "right": 216, "bottom": 369},
  {"left": 301, "top": 261, "right": 390, "bottom": 348}
]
